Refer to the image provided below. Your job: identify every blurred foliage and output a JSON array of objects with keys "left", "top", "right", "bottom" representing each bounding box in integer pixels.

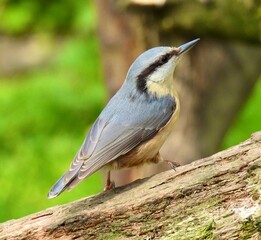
[
  {"left": 0, "top": 1, "right": 106, "bottom": 222},
  {"left": 0, "top": 0, "right": 260, "bottom": 224},
  {"left": 0, "top": 36, "right": 106, "bottom": 222},
  {"left": 0, "top": 0, "right": 94, "bottom": 35}
]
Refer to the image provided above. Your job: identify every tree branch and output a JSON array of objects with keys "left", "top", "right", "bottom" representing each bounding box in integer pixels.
[{"left": 1, "top": 132, "right": 261, "bottom": 239}]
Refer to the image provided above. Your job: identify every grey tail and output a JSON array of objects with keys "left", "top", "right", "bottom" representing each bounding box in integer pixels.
[
  {"left": 48, "top": 157, "right": 84, "bottom": 199},
  {"left": 47, "top": 174, "right": 76, "bottom": 199}
]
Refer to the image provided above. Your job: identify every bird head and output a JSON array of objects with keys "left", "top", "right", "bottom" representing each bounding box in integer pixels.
[{"left": 125, "top": 39, "right": 200, "bottom": 98}]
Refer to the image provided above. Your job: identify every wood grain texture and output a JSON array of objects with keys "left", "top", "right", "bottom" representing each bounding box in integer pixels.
[{"left": 1, "top": 132, "right": 261, "bottom": 239}]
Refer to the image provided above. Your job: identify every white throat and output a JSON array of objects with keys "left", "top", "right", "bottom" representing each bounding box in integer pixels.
[{"left": 146, "top": 72, "right": 176, "bottom": 98}]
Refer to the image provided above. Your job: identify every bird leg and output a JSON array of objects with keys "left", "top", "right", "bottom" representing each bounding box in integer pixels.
[
  {"left": 164, "top": 160, "right": 180, "bottom": 171},
  {"left": 104, "top": 171, "right": 115, "bottom": 191}
]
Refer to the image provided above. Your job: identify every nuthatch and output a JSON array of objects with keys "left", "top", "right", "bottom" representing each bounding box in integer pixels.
[{"left": 48, "top": 38, "right": 200, "bottom": 198}]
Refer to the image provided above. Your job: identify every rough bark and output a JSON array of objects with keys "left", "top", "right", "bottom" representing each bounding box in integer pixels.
[
  {"left": 1, "top": 131, "right": 261, "bottom": 239},
  {"left": 95, "top": 0, "right": 261, "bottom": 185}
]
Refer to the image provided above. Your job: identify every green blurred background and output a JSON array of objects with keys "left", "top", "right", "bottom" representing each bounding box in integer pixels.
[{"left": 0, "top": 1, "right": 260, "bottom": 223}]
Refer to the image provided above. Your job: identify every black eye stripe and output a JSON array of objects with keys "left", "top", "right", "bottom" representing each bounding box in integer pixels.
[
  {"left": 159, "top": 53, "right": 173, "bottom": 65},
  {"left": 136, "top": 50, "right": 177, "bottom": 93},
  {"left": 161, "top": 56, "right": 169, "bottom": 63}
]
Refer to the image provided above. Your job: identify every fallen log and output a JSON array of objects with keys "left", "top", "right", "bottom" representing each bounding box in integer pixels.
[{"left": 1, "top": 132, "right": 261, "bottom": 239}]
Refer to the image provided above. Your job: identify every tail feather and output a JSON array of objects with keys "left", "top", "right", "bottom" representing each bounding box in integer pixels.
[
  {"left": 48, "top": 157, "right": 84, "bottom": 199},
  {"left": 48, "top": 174, "right": 71, "bottom": 199},
  {"left": 48, "top": 169, "right": 81, "bottom": 199},
  {"left": 66, "top": 176, "right": 85, "bottom": 191}
]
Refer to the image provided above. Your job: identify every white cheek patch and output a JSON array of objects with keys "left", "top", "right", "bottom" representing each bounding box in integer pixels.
[
  {"left": 148, "top": 60, "right": 175, "bottom": 83},
  {"left": 146, "top": 64, "right": 177, "bottom": 98}
]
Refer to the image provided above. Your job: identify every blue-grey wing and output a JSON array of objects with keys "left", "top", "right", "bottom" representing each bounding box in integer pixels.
[
  {"left": 68, "top": 94, "right": 176, "bottom": 186},
  {"left": 48, "top": 93, "right": 175, "bottom": 198},
  {"left": 77, "top": 119, "right": 158, "bottom": 178}
]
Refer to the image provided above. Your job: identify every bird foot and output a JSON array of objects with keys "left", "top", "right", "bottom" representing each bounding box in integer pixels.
[
  {"left": 104, "top": 171, "right": 115, "bottom": 191},
  {"left": 104, "top": 180, "right": 115, "bottom": 191},
  {"left": 165, "top": 160, "right": 180, "bottom": 171}
]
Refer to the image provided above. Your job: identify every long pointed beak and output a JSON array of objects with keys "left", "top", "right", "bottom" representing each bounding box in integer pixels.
[{"left": 177, "top": 38, "right": 200, "bottom": 56}]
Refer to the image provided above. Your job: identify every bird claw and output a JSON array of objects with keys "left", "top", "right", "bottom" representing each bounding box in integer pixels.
[{"left": 165, "top": 160, "right": 180, "bottom": 171}]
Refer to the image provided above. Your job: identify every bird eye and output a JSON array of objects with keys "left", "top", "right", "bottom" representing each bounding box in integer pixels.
[{"left": 160, "top": 54, "right": 171, "bottom": 64}]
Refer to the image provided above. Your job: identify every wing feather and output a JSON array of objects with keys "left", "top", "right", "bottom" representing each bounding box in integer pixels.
[{"left": 65, "top": 94, "right": 175, "bottom": 191}]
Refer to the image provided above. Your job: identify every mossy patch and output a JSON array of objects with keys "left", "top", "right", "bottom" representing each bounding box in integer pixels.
[{"left": 239, "top": 218, "right": 261, "bottom": 240}]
